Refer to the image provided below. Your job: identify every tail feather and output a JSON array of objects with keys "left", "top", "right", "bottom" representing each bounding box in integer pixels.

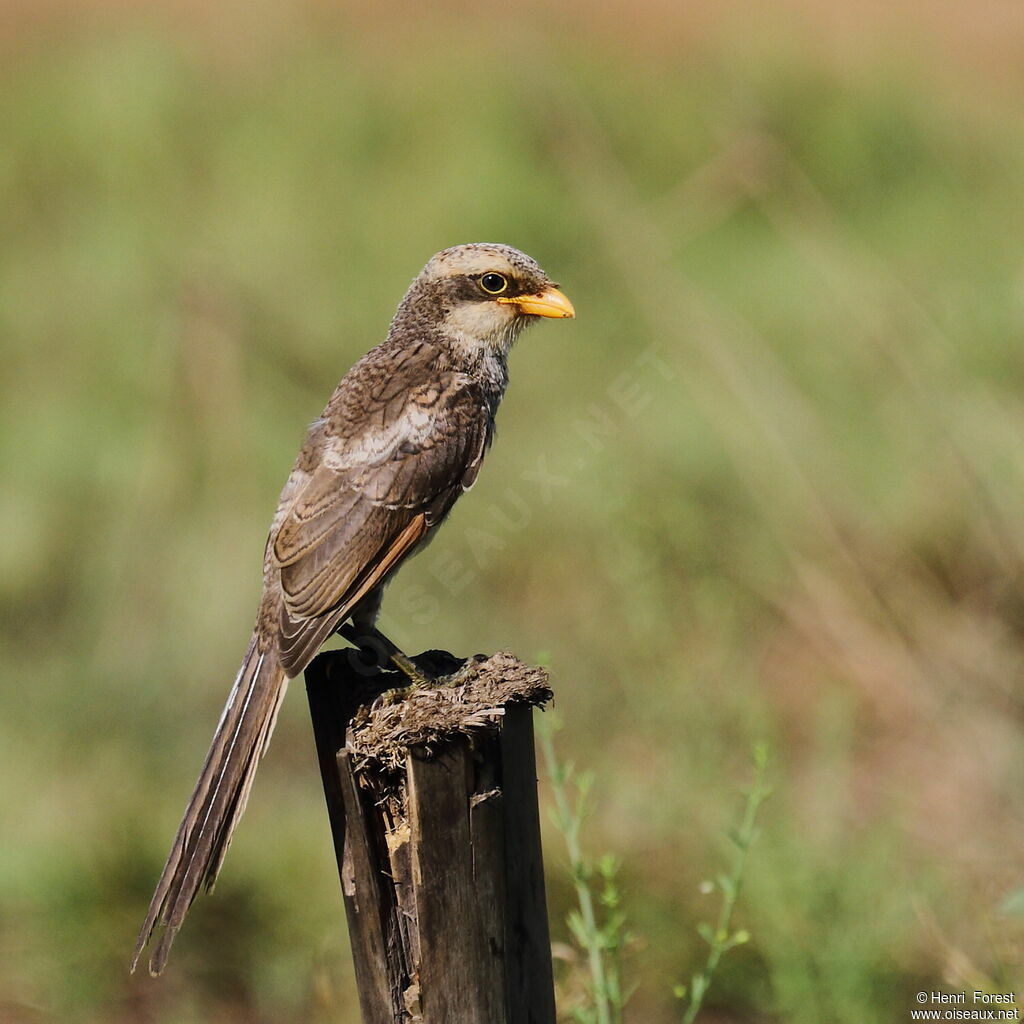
[{"left": 132, "top": 637, "right": 287, "bottom": 975}]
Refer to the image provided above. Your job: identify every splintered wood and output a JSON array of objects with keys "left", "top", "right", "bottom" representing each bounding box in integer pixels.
[{"left": 305, "top": 650, "right": 556, "bottom": 1024}]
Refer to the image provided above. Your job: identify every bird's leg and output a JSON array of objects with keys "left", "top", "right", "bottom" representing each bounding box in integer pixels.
[
  {"left": 338, "top": 623, "right": 432, "bottom": 687},
  {"left": 338, "top": 623, "right": 487, "bottom": 695}
]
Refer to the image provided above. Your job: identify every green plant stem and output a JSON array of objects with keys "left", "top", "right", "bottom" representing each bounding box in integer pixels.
[
  {"left": 681, "top": 745, "right": 771, "bottom": 1024},
  {"left": 539, "top": 725, "right": 614, "bottom": 1024}
]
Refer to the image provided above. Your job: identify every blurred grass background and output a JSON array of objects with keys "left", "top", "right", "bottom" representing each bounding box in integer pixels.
[{"left": 2, "top": 2, "right": 1024, "bottom": 1021}]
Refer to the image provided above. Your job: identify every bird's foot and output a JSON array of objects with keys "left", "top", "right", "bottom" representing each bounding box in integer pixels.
[
  {"left": 338, "top": 624, "right": 489, "bottom": 708},
  {"left": 372, "top": 652, "right": 488, "bottom": 704},
  {"left": 388, "top": 650, "right": 433, "bottom": 688},
  {"left": 366, "top": 654, "right": 487, "bottom": 711},
  {"left": 430, "top": 654, "right": 488, "bottom": 687},
  {"left": 367, "top": 683, "right": 415, "bottom": 712},
  {"left": 339, "top": 623, "right": 475, "bottom": 687}
]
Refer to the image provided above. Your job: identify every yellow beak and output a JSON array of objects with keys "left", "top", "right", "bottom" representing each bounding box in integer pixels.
[{"left": 497, "top": 286, "right": 576, "bottom": 319}]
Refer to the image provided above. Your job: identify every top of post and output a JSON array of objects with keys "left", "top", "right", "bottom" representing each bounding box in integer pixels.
[{"left": 344, "top": 651, "right": 552, "bottom": 775}]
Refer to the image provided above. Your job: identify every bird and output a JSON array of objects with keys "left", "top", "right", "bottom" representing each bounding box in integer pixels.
[{"left": 132, "top": 243, "right": 575, "bottom": 975}]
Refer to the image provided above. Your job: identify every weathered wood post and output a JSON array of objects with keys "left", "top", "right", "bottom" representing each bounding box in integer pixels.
[{"left": 305, "top": 647, "right": 556, "bottom": 1024}]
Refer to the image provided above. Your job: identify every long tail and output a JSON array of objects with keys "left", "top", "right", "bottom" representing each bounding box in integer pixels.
[{"left": 132, "top": 636, "right": 288, "bottom": 975}]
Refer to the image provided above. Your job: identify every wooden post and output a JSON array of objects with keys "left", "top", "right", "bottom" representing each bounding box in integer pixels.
[{"left": 305, "top": 648, "right": 556, "bottom": 1024}]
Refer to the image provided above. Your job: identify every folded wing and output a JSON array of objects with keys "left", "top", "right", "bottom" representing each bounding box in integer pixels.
[{"left": 271, "top": 371, "right": 491, "bottom": 676}]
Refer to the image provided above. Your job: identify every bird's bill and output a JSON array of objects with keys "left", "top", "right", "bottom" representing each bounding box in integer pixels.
[{"left": 497, "top": 287, "right": 576, "bottom": 319}]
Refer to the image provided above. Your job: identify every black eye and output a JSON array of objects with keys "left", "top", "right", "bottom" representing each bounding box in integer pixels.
[{"left": 479, "top": 273, "right": 509, "bottom": 295}]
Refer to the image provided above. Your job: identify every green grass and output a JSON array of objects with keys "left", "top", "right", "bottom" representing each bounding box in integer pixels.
[{"left": 2, "top": 15, "right": 1024, "bottom": 1023}]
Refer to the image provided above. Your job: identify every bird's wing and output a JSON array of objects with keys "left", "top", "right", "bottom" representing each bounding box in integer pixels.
[{"left": 271, "top": 372, "right": 491, "bottom": 675}]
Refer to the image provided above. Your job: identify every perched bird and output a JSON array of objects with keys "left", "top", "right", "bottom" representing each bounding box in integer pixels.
[{"left": 132, "top": 243, "right": 575, "bottom": 975}]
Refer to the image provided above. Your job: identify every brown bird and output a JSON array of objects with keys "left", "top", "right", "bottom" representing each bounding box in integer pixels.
[{"left": 132, "top": 243, "right": 575, "bottom": 975}]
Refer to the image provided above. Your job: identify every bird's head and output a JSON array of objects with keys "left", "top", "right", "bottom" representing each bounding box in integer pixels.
[{"left": 396, "top": 243, "right": 575, "bottom": 356}]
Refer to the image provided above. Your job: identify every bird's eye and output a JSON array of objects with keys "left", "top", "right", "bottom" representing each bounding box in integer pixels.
[{"left": 479, "top": 273, "right": 509, "bottom": 295}]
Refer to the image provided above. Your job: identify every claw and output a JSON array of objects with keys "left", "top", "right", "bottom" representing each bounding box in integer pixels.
[
  {"left": 436, "top": 654, "right": 487, "bottom": 688},
  {"left": 369, "top": 685, "right": 414, "bottom": 712}
]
